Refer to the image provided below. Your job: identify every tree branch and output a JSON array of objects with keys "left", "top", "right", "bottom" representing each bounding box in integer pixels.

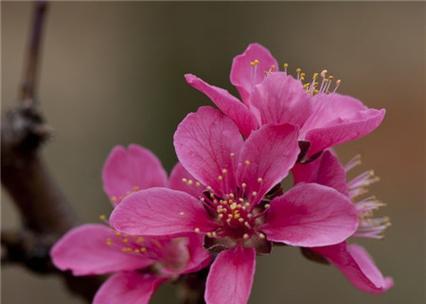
[{"left": 1, "top": 1, "right": 103, "bottom": 301}]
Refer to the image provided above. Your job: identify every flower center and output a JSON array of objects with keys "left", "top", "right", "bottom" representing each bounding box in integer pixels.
[{"left": 198, "top": 188, "right": 268, "bottom": 243}]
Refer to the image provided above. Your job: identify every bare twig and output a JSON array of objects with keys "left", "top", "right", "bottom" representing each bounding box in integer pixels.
[{"left": 1, "top": 1, "right": 102, "bottom": 301}]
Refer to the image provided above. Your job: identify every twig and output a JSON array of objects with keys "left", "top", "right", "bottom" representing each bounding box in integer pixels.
[{"left": 1, "top": 1, "right": 102, "bottom": 301}]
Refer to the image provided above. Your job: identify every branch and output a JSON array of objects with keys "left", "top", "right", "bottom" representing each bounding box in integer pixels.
[{"left": 1, "top": 1, "right": 102, "bottom": 301}]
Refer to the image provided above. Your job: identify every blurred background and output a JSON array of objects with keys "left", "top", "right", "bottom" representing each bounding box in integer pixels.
[{"left": 2, "top": 2, "right": 425, "bottom": 303}]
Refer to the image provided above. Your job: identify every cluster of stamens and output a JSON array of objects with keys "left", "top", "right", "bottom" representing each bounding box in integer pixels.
[
  {"left": 249, "top": 58, "right": 342, "bottom": 95},
  {"left": 201, "top": 190, "right": 267, "bottom": 241},
  {"left": 182, "top": 164, "right": 268, "bottom": 243},
  {"left": 99, "top": 215, "right": 159, "bottom": 255},
  {"left": 345, "top": 155, "right": 391, "bottom": 239}
]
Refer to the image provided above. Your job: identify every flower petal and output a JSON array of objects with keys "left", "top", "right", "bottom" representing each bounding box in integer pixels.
[
  {"left": 261, "top": 183, "right": 358, "bottom": 247},
  {"left": 169, "top": 162, "right": 205, "bottom": 198},
  {"left": 182, "top": 234, "right": 212, "bottom": 274},
  {"left": 312, "top": 242, "right": 393, "bottom": 293},
  {"left": 237, "top": 123, "right": 299, "bottom": 204},
  {"left": 292, "top": 150, "right": 349, "bottom": 195},
  {"left": 93, "top": 272, "right": 166, "bottom": 304},
  {"left": 230, "top": 43, "right": 279, "bottom": 104},
  {"left": 51, "top": 224, "right": 153, "bottom": 276},
  {"left": 301, "top": 93, "right": 385, "bottom": 156},
  {"left": 205, "top": 247, "right": 256, "bottom": 304},
  {"left": 185, "top": 74, "right": 258, "bottom": 137},
  {"left": 110, "top": 188, "right": 216, "bottom": 236},
  {"left": 102, "top": 144, "right": 168, "bottom": 205},
  {"left": 174, "top": 106, "right": 243, "bottom": 196},
  {"left": 250, "top": 72, "right": 312, "bottom": 127}
]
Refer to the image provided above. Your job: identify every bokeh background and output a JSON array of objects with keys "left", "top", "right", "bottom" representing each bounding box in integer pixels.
[{"left": 2, "top": 2, "right": 425, "bottom": 303}]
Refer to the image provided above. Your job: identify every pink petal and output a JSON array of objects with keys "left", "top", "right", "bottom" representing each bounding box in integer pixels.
[
  {"left": 230, "top": 43, "right": 279, "bottom": 104},
  {"left": 174, "top": 106, "right": 243, "bottom": 196},
  {"left": 185, "top": 74, "right": 258, "bottom": 137},
  {"left": 250, "top": 72, "right": 312, "bottom": 127},
  {"left": 50, "top": 224, "right": 153, "bottom": 276},
  {"left": 312, "top": 242, "right": 393, "bottom": 293},
  {"left": 261, "top": 183, "right": 358, "bottom": 247},
  {"left": 169, "top": 162, "right": 205, "bottom": 198},
  {"left": 292, "top": 150, "right": 349, "bottom": 195},
  {"left": 93, "top": 272, "right": 166, "bottom": 304},
  {"left": 301, "top": 93, "right": 386, "bottom": 156},
  {"left": 110, "top": 188, "right": 217, "bottom": 236},
  {"left": 102, "top": 144, "right": 168, "bottom": 205},
  {"left": 205, "top": 247, "right": 256, "bottom": 304},
  {"left": 181, "top": 234, "right": 212, "bottom": 274},
  {"left": 237, "top": 123, "right": 299, "bottom": 204}
]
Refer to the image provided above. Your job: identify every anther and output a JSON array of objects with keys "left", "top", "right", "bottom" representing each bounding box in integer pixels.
[
  {"left": 257, "top": 177, "right": 263, "bottom": 183},
  {"left": 244, "top": 160, "right": 251, "bottom": 165},
  {"left": 250, "top": 59, "right": 260, "bottom": 67},
  {"left": 243, "top": 233, "right": 250, "bottom": 240},
  {"left": 194, "top": 228, "right": 201, "bottom": 233}
]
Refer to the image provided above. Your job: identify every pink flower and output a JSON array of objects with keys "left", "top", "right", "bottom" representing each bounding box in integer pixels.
[
  {"left": 51, "top": 145, "right": 210, "bottom": 304},
  {"left": 185, "top": 43, "right": 385, "bottom": 157},
  {"left": 110, "top": 107, "right": 359, "bottom": 304},
  {"left": 293, "top": 150, "right": 393, "bottom": 293}
]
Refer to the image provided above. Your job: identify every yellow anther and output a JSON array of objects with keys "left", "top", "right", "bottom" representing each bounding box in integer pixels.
[
  {"left": 99, "top": 214, "right": 107, "bottom": 221},
  {"left": 283, "top": 63, "right": 289, "bottom": 69},
  {"left": 139, "top": 247, "right": 147, "bottom": 253},
  {"left": 320, "top": 69, "right": 328, "bottom": 78},
  {"left": 230, "top": 202, "right": 238, "bottom": 210},
  {"left": 111, "top": 196, "right": 118, "bottom": 203},
  {"left": 264, "top": 203, "right": 271, "bottom": 209},
  {"left": 195, "top": 181, "right": 201, "bottom": 187},
  {"left": 234, "top": 213, "right": 240, "bottom": 219},
  {"left": 187, "top": 179, "right": 193, "bottom": 185},
  {"left": 105, "top": 238, "right": 113, "bottom": 246},
  {"left": 296, "top": 68, "right": 302, "bottom": 73},
  {"left": 121, "top": 247, "right": 132, "bottom": 253},
  {"left": 250, "top": 59, "right": 260, "bottom": 67},
  {"left": 122, "top": 238, "right": 129, "bottom": 243},
  {"left": 206, "top": 232, "right": 213, "bottom": 238},
  {"left": 136, "top": 237, "right": 145, "bottom": 243},
  {"left": 115, "top": 231, "right": 121, "bottom": 237},
  {"left": 258, "top": 233, "right": 266, "bottom": 239}
]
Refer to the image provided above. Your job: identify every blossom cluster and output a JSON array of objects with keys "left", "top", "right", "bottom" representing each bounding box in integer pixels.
[{"left": 51, "top": 43, "right": 393, "bottom": 303}]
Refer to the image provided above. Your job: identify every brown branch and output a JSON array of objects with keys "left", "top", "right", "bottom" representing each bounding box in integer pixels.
[{"left": 1, "top": 1, "right": 102, "bottom": 301}]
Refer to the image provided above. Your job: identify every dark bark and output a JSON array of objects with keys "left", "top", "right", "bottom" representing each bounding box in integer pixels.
[{"left": 1, "top": 2, "right": 103, "bottom": 302}]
